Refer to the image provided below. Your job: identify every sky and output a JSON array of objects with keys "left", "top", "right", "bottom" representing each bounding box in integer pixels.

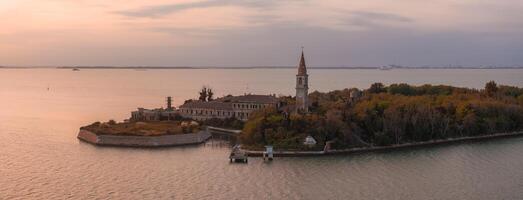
[{"left": 1, "top": 0, "right": 522, "bottom": 67}]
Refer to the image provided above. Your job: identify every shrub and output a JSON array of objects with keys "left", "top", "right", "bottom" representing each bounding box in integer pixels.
[{"left": 107, "top": 119, "right": 117, "bottom": 125}]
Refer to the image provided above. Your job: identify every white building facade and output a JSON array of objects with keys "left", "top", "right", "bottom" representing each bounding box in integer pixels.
[{"left": 178, "top": 95, "right": 280, "bottom": 121}]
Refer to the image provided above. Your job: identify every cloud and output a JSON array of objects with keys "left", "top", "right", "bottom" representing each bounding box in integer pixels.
[
  {"left": 351, "top": 11, "right": 411, "bottom": 22},
  {"left": 136, "top": 21, "right": 523, "bottom": 67},
  {"left": 151, "top": 27, "right": 229, "bottom": 37},
  {"left": 343, "top": 11, "right": 412, "bottom": 29},
  {"left": 116, "top": 0, "right": 280, "bottom": 18},
  {"left": 3, "top": 0, "right": 523, "bottom": 66}
]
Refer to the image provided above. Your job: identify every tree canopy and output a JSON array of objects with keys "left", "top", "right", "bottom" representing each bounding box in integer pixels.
[
  {"left": 240, "top": 82, "right": 523, "bottom": 150},
  {"left": 198, "top": 86, "right": 214, "bottom": 102}
]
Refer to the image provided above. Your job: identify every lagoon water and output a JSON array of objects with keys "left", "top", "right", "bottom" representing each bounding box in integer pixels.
[{"left": 1, "top": 68, "right": 523, "bottom": 199}]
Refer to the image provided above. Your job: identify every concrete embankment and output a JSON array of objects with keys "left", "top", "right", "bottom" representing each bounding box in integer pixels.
[
  {"left": 77, "top": 129, "right": 211, "bottom": 147},
  {"left": 244, "top": 131, "right": 523, "bottom": 157}
]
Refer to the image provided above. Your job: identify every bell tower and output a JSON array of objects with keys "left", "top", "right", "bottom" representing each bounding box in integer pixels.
[{"left": 295, "top": 49, "right": 309, "bottom": 113}]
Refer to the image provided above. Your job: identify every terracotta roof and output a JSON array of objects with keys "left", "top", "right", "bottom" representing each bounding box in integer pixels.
[
  {"left": 217, "top": 95, "right": 279, "bottom": 104},
  {"left": 179, "top": 101, "right": 233, "bottom": 110},
  {"left": 298, "top": 50, "right": 307, "bottom": 75}
]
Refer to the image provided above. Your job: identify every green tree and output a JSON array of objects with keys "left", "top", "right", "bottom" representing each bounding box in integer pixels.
[
  {"left": 199, "top": 86, "right": 208, "bottom": 101},
  {"left": 107, "top": 119, "right": 116, "bottom": 125},
  {"left": 207, "top": 88, "right": 214, "bottom": 101},
  {"left": 369, "top": 82, "right": 385, "bottom": 93},
  {"left": 485, "top": 81, "right": 498, "bottom": 97},
  {"left": 388, "top": 83, "right": 415, "bottom": 95}
]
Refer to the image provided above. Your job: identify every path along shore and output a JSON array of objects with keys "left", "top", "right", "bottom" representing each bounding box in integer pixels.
[{"left": 243, "top": 131, "right": 523, "bottom": 157}]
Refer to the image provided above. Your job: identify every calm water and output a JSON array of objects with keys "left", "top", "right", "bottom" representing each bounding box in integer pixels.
[{"left": 1, "top": 68, "right": 523, "bottom": 199}]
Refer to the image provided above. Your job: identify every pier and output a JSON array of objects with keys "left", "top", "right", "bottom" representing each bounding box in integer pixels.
[
  {"left": 206, "top": 126, "right": 242, "bottom": 145},
  {"left": 207, "top": 126, "right": 241, "bottom": 136},
  {"left": 229, "top": 145, "right": 248, "bottom": 163}
]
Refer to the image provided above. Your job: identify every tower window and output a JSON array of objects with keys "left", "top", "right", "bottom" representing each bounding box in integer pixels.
[{"left": 299, "top": 77, "right": 303, "bottom": 85}]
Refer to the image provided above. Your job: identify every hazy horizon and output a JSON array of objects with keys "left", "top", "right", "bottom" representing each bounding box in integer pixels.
[
  {"left": 2, "top": 65, "right": 523, "bottom": 68},
  {"left": 1, "top": 0, "right": 523, "bottom": 67}
]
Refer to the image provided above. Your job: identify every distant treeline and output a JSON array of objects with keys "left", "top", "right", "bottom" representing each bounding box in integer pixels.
[{"left": 240, "top": 81, "right": 523, "bottom": 150}]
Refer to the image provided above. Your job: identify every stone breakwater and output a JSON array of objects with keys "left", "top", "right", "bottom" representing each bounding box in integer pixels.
[
  {"left": 244, "top": 131, "right": 523, "bottom": 157},
  {"left": 77, "top": 129, "right": 211, "bottom": 147}
]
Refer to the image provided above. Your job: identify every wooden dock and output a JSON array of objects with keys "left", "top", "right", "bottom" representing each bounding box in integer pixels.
[{"left": 229, "top": 145, "right": 248, "bottom": 163}]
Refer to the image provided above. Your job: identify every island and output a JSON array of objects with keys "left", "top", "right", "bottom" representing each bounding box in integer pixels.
[
  {"left": 77, "top": 120, "right": 210, "bottom": 147},
  {"left": 77, "top": 51, "right": 523, "bottom": 154},
  {"left": 239, "top": 82, "right": 523, "bottom": 156}
]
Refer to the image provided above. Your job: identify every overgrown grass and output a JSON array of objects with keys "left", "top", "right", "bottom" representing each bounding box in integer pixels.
[{"left": 81, "top": 121, "right": 200, "bottom": 136}]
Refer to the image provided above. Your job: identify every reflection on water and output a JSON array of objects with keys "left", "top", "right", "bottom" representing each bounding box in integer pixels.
[{"left": 1, "top": 69, "right": 523, "bottom": 199}]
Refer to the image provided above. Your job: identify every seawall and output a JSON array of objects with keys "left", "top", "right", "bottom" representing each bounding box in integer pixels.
[
  {"left": 77, "top": 129, "right": 211, "bottom": 147},
  {"left": 244, "top": 131, "right": 523, "bottom": 157}
]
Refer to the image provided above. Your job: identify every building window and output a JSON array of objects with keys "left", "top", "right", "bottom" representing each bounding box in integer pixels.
[{"left": 299, "top": 77, "right": 303, "bottom": 85}]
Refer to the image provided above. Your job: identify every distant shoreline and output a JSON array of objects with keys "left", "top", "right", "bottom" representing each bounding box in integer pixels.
[{"left": 1, "top": 66, "right": 523, "bottom": 70}]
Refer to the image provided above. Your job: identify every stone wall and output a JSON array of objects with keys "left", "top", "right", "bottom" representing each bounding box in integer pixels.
[{"left": 77, "top": 129, "right": 211, "bottom": 147}]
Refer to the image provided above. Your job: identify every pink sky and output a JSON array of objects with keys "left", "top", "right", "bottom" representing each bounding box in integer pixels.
[{"left": 1, "top": 0, "right": 522, "bottom": 67}]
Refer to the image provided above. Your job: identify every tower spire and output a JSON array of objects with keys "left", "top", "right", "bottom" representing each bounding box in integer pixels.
[
  {"left": 295, "top": 47, "right": 309, "bottom": 113},
  {"left": 298, "top": 47, "right": 307, "bottom": 75}
]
